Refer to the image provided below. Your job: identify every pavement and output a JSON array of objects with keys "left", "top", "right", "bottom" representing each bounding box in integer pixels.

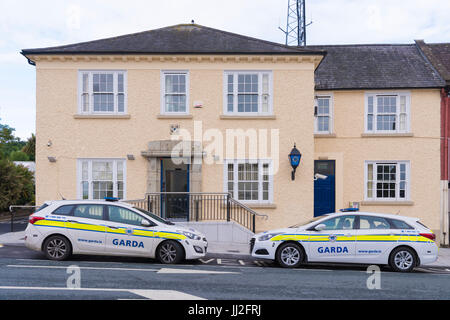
[{"left": 2, "top": 230, "right": 450, "bottom": 267}]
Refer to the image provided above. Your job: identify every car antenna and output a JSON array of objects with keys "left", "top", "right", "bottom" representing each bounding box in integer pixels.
[{"left": 59, "top": 192, "right": 66, "bottom": 200}]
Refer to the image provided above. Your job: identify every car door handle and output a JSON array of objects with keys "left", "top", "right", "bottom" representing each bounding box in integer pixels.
[
  {"left": 67, "top": 220, "right": 79, "bottom": 223},
  {"left": 107, "top": 225, "right": 119, "bottom": 229}
]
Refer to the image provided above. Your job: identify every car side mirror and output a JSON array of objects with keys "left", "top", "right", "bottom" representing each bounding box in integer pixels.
[
  {"left": 315, "top": 224, "right": 326, "bottom": 231},
  {"left": 141, "top": 219, "right": 152, "bottom": 227}
]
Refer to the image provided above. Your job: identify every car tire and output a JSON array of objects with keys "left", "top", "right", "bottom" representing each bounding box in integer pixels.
[
  {"left": 389, "top": 247, "right": 417, "bottom": 272},
  {"left": 276, "top": 242, "right": 304, "bottom": 268},
  {"left": 156, "top": 240, "right": 184, "bottom": 264},
  {"left": 43, "top": 235, "right": 72, "bottom": 261}
]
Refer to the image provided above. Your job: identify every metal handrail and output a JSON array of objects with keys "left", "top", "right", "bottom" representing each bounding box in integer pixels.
[
  {"left": 8, "top": 205, "right": 39, "bottom": 232},
  {"left": 229, "top": 198, "right": 269, "bottom": 219}
]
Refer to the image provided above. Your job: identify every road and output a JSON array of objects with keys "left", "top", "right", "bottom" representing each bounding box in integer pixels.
[{"left": 0, "top": 245, "right": 449, "bottom": 300}]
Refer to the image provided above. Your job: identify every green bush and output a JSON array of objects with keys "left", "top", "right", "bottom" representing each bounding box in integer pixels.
[
  {"left": 9, "top": 151, "right": 30, "bottom": 161},
  {"left": 0, "top": 159, "right": 35, "bottom": 211}
]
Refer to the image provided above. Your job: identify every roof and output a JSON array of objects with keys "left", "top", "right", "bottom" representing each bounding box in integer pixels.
[
  {"left": 306, "top": 44, "right": 445, "bottom": 90},
  {"left": 415, "top": 40, "right": 450, "bottom": 86},
  {"left": 21, "top": 24, "right": 325, "bottom": 57}
]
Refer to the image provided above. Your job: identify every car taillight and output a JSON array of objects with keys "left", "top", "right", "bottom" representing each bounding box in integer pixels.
[
  {"left": 419, "top": 233, "right": 436, "bottom": 241},
  {"left": 29, "top": 216, "right": 45, "bottom": 224}
]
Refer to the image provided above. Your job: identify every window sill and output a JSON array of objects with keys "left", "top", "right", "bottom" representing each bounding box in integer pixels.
[
  {"left": 74, "top": 114, "right": 131, "bottom": 119},
  {"left": 220, "top": 115, "right": 276, "bottom": 120},
  {"left": 157, "top": 114, "right": 193, "bottom": 119},
  {"left": 361, "top": 133, "right": 413, "bottom": 138},
  {"left": 361, "top": 201, "right": 414, "bottom": 206},
  {"left": 314, "top": 133, "right": 336, "bottom": 138},
  {"left": 246, "top": 203, "right": 277, "bottom": 209}
]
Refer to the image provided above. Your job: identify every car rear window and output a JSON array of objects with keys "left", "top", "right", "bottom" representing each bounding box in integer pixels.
[
  {"left": 35, "top": 203, "right": 49, "bottom": 212},
  {"left": 389, "top": 219, "right": 414, "bottom": 230},
  {"left": 52, "top": 205, "right": 75, "bottom": 216}
]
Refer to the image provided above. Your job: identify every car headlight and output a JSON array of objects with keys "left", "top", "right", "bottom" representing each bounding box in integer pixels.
[
  {"left": 178, "top": 230, "right": 202, "bottom": 241},
  {"left": 258, "top": 233, "right": 283, "bottom": 241}
]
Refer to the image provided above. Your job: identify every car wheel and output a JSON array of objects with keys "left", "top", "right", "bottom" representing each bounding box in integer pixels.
[
  {"left": 156, "top": 240, "right": 184, "bottom": 264},
  {"left": 43, "top": 235, "right": 72, "bottom": 261},
  {"left": 389, "top": 247, "right": 417, "bottom": 272},
  {"left": 276, "top": 242, "right": 304, "bottom": 268}
]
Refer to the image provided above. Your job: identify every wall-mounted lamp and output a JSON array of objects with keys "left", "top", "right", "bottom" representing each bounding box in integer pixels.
[
  {"left": 127, "top": 154, "right": 135, "bottom": 160},
  {"left": 288, "top": 143, "right": 302, "bottom": 180},
  {"left": 47, "top": 156, "right": 57, "bottom": 163},
  {"left": 47, "top": 140, "right": 52, "bottom": 147}
]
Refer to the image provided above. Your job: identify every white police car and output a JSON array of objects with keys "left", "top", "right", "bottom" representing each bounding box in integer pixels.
[
  {"left": 25, "top": 200, "right": 208, "bottom": 264},
  {"left": 250, "top": 212, "right": 438, "bottom": 272}
]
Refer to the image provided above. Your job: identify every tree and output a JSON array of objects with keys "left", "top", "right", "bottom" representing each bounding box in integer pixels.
[
  {"left": 0, "top": 119, "right": 26, "bottom": 160},
  {"left": 9, "top": 150, "right": 30, "bottom": 161},
  {"left": 22, "top": 133, "right": 35, "bottom": 161},
  {"left": 0, "top": 159, "right": 35, "bottom": 211}
]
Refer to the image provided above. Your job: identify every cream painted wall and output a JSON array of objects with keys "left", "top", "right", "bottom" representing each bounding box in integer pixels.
[
  {"left": 35, "top": 55, "right": 319, "bottom": 233},
  {"left": 314, "top": 89, "right": 441, "bottom": 233}
]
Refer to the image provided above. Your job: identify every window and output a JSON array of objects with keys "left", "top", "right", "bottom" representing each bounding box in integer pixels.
[
  {"left": 389, "top": 219, "right": 413, "bottom": 230},
  {"left": 359, "top": 216, "right": 391, "bottom": 230},
  {"left": 314, "top": 95, "right": 333, "bottom": 133},
  {"left": 320, "top": 215, "right": 356, "bottom": 230},
  {"left": 78, "top": 71, "right": 127, "bottom": 114},
  {"left": 73, "top": 205, "right": 104, "bottom": 221},
  {"left": 107, "top": 206, "right": 145, "bottom": 226},
  {"left": 224, "top": 71, "right": 272, "bottom": 115},
  {"left": 52, "top": 205, "right": 75, "bottom": 216},
  {"left": 78, "top": 159, "right": 126, "bottom": 200},
  {"left": 225, "top": 160, "right": 273, "bottom": 203},
  {"left": 162, "top": 71, "right": 188, "bottom": 114},
  {"left": 365, "top": 161, "right": 410, "bottom": 201},
  {"left": 365, "top": 93, "right": 410, "bottom": 133}
]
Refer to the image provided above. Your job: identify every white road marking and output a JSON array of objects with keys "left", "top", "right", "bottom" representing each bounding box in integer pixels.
[
  {"left": 199, "top": 258, "right": 214, "bottom": 264},
  {"left": 0, "top": 244, "right": 3, "bottom": 248},
  {"left": 157, "top": 268, "right": 239, "bottom": 274},
  {"left": 238, "top": 260, "right": 245, "bottom": 265},
  {"left": 0, "top": 286, "right": 205, "bottom": 300},
  {"left": 7, "top": 265, "right": 159, "bottom": 273}
]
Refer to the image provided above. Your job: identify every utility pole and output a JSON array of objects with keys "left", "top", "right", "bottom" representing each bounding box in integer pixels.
[{"left": 279, "top": 0, "right": 311, "bottom": 46}]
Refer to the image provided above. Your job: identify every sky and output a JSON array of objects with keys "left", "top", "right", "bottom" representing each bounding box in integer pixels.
[{"left": 1, "top": 0, "right": 450, "bottom": 140}]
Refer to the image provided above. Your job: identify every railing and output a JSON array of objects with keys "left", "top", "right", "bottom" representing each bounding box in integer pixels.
[
  {"left": 125, "top": 192, "right": 267, "bottom": 233},
  {"left": 8, "top": 205, "right": 40, "bottom": 232}
]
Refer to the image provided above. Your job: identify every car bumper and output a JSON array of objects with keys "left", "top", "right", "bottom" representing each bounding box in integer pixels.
[
  {"left": 24, "top": 224, "right": 43, "bottom": 252},
  {"left": 417, "top": 242, "right": 439, "bottom": 265},
  {"left": 183, "top": 238, "right": 208, "bottom": 260},
  {"left": 250, "top": 237, "right": 277, "bottom": 260}
]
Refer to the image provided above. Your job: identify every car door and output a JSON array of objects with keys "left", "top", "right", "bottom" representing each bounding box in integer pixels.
[
  {"left": 65, "top": 204, "right": 106, "bottom": 253},
  {"left": 307, "top": 215, "right": 357, "bottom": 262},
  {"left": 104, "top": 205, "right": 156, "bottom": 256},
  {"left": 355, "top": 215, "right": 398, "bottom": 263}
]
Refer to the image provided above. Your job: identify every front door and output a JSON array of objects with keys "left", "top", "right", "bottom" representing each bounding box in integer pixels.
[
  {"left": 307, "top": 215, "right": 357, "bottom": 262},
  {"left": 314, "top": 160, "right": 336, "bottom": 217},
  {"left": 161, "top": 159, "right": 189, "bottom": 220}
]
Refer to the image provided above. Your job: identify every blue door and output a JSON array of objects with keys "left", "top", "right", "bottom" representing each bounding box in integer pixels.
[{"left": 314, "top": 160, "right": 335, "bottom": 217}]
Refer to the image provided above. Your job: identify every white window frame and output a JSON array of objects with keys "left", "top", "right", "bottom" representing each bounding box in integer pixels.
[
  {"left": 364, "top": 92, "right": 411, "bottom": 134},
  {"left": 314, "top": 94, "right": 333, "bottom": 134},
  {"left": 78, "top": 70, "right": 127, "bottom": 115},
  {"left": 223, "top": 159, "right": 274, "bottom": 204},
  {"left": 161, "top": 70, "right": 189, "bottom": 115},
  {"left": 364, "top": 160, "right": 410, "bottom": 201},
  {"left": 223, "top": 71, "right": 273, "bottom": 116},
  {"left": 77, "top": 158, "right": 127, "bottom": 200}
]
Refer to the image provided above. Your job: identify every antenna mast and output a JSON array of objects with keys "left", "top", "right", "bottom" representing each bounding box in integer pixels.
[{"left": 279, "top": 0, "right": 311, "bottom": 46}]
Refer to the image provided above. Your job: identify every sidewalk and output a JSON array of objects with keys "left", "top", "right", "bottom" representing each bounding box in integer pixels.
[{"left": 1, "top": 231, "right": 449, "bottom": 267}]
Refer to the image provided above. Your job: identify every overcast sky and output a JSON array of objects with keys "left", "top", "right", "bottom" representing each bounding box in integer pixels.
[{"left": 1, "top": 0, "right": 450, "bottom": 139}]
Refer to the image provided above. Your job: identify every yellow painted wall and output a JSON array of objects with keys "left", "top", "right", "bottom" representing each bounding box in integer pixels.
[
  {"left": 35, "top": 55, "right": 319, "bottom": 232},
  {"left": 314, "top": 90, "right": 441, "bottom": 233}
]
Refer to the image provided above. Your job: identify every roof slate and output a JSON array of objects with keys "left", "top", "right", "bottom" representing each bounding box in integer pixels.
[
  {"left": 21, "top": 24, "right": 324, "bottom": 56},
  {"left": 415, "top": 40, "right": 450, "bottom": 85},
  {"left": 307, "top": 44, "right": 445, "bottom": 90}
]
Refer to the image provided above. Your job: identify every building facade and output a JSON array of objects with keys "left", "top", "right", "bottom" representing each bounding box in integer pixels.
[{"left": 22, "top": 24, "right": 447, "bottom": 244}]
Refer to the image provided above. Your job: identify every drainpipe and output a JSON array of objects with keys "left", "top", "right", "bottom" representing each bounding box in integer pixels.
[{"left": 442, "top": 87, "right": 450, "bottom": 246}]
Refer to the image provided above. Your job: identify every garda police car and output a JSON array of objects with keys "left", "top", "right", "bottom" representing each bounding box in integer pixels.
[
  {"left": 24, "top": 200, "right": 208, "bottom": 264},
  {"left": 250, "top": 212, "right": 438, "bottom": 272}
]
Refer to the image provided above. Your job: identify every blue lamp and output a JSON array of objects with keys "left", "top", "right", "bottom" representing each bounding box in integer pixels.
[{"left": 288, "top": 143, "right": 302, "bottom": 180}]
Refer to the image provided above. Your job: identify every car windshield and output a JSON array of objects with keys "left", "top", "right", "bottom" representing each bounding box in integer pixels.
[
  {"left": 289, "top": 215, "right": 329, "bottom": 228},
  {"left": 133, "top": 207, "right": 174, "bottom": 225}
]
